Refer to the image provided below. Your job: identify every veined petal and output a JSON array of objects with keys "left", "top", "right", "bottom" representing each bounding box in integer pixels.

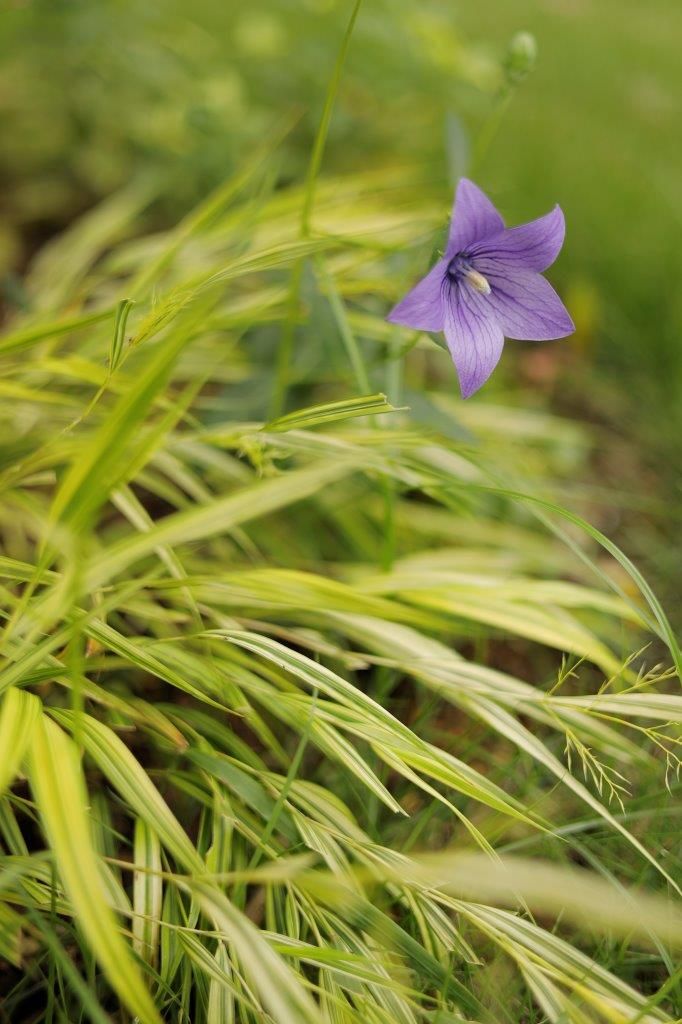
[
  {"left": 483, "top": 267, "right": 575, "bottom": 341},
  {"left": 387, "top": 257, "right": 448, "bottom": 332},
  {"left": 469, "top": 205, "right": 565, "bottom": 272},
  {"left": 447, "top": 179, "right": 505, "bottom": 257},
  {"left": 443, "top": 281, "right": 505, "bottom": 398}
]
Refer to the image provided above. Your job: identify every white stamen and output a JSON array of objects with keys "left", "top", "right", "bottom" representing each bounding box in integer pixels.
[{"left": 463, "top": 268, "right": 491, "bottom": 295}]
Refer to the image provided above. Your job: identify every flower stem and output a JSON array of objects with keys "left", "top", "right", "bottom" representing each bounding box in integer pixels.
[
  {"left": 270, "top": 0, "right": 364, "bottom": 417},
  {"left": 471, "top": 32, "right": 537, "bottom": 174},
  {"left": 319, "top": 254, "right": 400, "bottom": 572},
  {"left": 316, "top": 257, "right": 371, "bottom": 395},
  {"left": 471, "top": 84, "right": 513, "bottom": 175},
  {"left": 380, "top": 330, "right": 403, "bottom": 572}
]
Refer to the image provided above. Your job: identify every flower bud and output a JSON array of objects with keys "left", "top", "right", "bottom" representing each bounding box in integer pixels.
[{"left": 505, "top": 31, "right": 537, "bottom": 85}]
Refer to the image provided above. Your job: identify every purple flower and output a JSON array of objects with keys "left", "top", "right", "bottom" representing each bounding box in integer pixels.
[{"left": 387, "top": 179, "right": 575, "bottom": 398}]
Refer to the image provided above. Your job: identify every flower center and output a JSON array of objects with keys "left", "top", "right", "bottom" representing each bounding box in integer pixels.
[{"left": 447, "top": 254, "right": 491, "bottom": 296}]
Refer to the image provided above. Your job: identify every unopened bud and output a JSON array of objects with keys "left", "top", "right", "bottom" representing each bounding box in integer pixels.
[{"left": 505, "top": 31, "right": 537, "bottom": 84}]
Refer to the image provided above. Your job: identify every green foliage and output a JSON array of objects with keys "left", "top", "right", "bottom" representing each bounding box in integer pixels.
[
  {"left": 0, "top": 142, "right": 680, "bottom": 1021},
  {"left": 456, "top": 0, "right": 682, "bottom": 448},
  {"left": 0, "top": 0, "right": 494, "bottom": 255},
  {"left": 0, "top": 3, "right": 681, "bottom": 1021},
  {"left": 2, "top": 1, "right": 679, "bottom": 620}
]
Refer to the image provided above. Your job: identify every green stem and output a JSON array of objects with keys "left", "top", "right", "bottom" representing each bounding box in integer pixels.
[
  {"left": 300, "top": 0, "right": 364, "bottom": 239},
  {"left": 320, "top": 252, "right": 401, "bottom": 572},
  {"left": 270, "top": 0, "right": 364, "bottom": 417},
  {"left": 380, "top": 329, "right": 403, "bottom": 572},
  {"left": 470, "top": 84, "right": 514, "bottom": 175},
  {"left": 271, "top": 260, "right": 304, "bottom": 419},
  {"left": 316, "top": 257, "right": 371, "bottom": 394}
]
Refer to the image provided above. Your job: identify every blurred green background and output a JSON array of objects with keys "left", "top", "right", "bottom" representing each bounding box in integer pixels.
[{"left": 1, "top": 0, "right": 680, "bottom": 614}]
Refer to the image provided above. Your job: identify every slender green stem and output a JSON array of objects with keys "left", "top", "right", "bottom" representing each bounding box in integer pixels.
[
  {"left": 318, "top": 254, "right": 402, "bottom": 571},
  {"left": 380, "top": 475, "right": 396, "bottom": 573},
  {"left": 380, "top": 329, "right": 403, "bottom": 572},
  {"left": 316, "top": 257, "right": 371, "bottom": 394},
  {"left": 247, "top": 690, "right": 317, "bottom": 875},
  {"left": 472, "top": 33, "right": 536, "bottom": 173},
  {"left": 300, "top": 0, "right": 364, "bottom": 240},
  {"left": 384, "top": 327, "right": 403, "bottom": 406},
  {"left": 270, "top": 0, "right": 364, "bottom": 417},
  {"left": 271, "top": 260, "right": 304, "bottom": 418},
  {"left": 470, "top": 85, "right": 514, "bottom": 175}
]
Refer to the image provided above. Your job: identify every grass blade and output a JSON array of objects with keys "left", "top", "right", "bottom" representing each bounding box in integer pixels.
[{"left": 28, "top": 714, "right": 162, "bottom": 1024}]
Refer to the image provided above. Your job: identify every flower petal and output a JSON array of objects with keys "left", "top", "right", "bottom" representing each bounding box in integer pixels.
[
  {"left": 482, "top": 267, "right": 575, "bottom": 341},
  {"left": 447, "top": 178, "right": 505, "bottom": 257},
  {"left": 469, "top": 205, "right": 566, "bottom": 272},
  {"left": 387, "top": 257, "right": 448, "bottom": 332},
  {"left": 443, "top": 281, "right": 505, "bottom": 398}
]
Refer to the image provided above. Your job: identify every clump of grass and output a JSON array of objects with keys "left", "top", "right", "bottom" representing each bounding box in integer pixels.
[{"left": 0, "top": 136, "right": 680, "bottom": 1023}]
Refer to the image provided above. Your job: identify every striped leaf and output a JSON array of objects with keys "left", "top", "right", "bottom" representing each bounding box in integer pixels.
[{"left": 28, "top": 714, "right": 162, "bottom": 1024}]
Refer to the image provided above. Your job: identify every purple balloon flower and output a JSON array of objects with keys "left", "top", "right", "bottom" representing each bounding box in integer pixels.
[{"left": 387, "top": 178, "right": 575, "bottom": 398}]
